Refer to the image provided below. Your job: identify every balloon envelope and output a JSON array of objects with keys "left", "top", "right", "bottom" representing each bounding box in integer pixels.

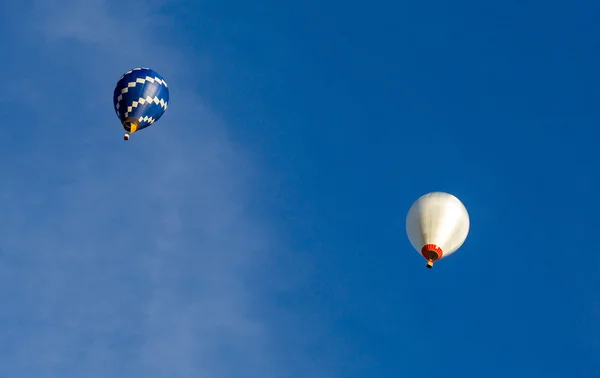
[
  {"left": 113, "top": 67, "right": 169, "bottom": 135},
  {"left": 406, "top": 192, "right": 469, "bottom": 268}
]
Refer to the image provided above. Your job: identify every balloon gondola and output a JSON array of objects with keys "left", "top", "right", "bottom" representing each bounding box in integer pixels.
[{"left": 113, "top": 67, "right": 169, "bottom": 140}]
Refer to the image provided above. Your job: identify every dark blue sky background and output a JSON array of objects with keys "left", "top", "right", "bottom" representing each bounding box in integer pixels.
[
  {"left": 183, "top": 1, "right": 600, "bottom": 376},
  {"left": 0, "top": 0, "right": 598, "bottom": 376}
]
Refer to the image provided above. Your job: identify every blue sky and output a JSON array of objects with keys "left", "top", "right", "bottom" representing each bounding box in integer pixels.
[{"left": 0, "top": 0, "right": 598, "bottom": 377}]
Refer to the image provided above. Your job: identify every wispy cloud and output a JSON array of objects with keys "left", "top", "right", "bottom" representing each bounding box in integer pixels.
[{"left": 0, "top": 0, "right": 333, "bottom": 376}]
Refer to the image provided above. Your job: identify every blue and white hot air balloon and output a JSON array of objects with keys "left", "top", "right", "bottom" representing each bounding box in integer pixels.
[{"left": 113, "top": 67, "right": 169, "bottom": 140}]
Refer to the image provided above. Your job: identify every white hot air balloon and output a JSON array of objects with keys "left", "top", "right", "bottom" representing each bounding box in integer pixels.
[{"left": 406, "top": 192, "right": 470, "bottom": 269}]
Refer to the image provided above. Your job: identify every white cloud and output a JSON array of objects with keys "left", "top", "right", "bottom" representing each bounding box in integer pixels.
[{"left": 0, "top": 0, "right": 333, "bottom": 376}]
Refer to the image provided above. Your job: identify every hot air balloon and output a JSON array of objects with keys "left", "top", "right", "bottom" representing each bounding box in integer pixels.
[
  {"left": 406, "top": 192, "right": 470, "bottom": 269},
  {"left": 113, "top": 67, "right": 169, "bottom": 140}
]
